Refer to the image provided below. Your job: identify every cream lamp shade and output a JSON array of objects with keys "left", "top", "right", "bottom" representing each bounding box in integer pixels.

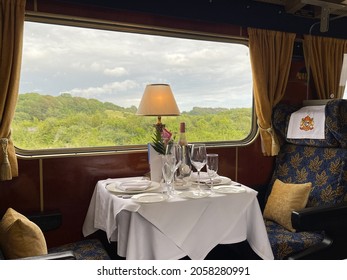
[
  {"left": 136, "top": 84, "right": 180, "bottom": 132},
  {"left": 136, "top": 84, "right": 180, "bottom": 117}
]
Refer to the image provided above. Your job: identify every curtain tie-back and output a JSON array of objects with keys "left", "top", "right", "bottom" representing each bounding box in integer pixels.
[
  {"left": 0, "top": 138, "right": 12, "bottom": 180},
  {"left": 257, "top": 121, "right": 280, "bottom": 156}
]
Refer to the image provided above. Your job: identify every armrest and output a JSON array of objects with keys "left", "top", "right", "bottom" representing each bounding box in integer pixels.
[
  {"left": 27, "top": 211, "right": 62, "bottom": 232},
  {"left": 291, "top": 201, "right": 347, "bottom": 232},
  {"left": 20, "top": 250, "right": 76, "bottom": 260}
]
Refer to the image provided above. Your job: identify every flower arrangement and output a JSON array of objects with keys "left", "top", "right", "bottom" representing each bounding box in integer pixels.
[{"left": 151, "top": 127, "right": 175, "bottom": 155}]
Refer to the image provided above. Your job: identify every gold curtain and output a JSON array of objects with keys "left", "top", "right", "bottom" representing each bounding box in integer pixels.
[
  {"left": 0, "top": 0, "right": 26, "bottom": 180},
  {"left": 303, "top": 35, "right": 347, "bottom": 99},
  {"left": 248, "top": 28, "right": 296, "bottom": 156}
]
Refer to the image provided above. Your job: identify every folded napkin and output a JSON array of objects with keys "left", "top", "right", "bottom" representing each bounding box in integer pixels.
[
  {"left": 107, "top": 179, "right": 151, "bottom": 191},
  {"left": 190, "top": 172, "right": 222, "bottom": 184}
]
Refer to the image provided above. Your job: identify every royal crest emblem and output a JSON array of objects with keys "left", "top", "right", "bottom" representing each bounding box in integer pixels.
[{"left": 300, "top": 115, "right": 314, "bottom": 131}]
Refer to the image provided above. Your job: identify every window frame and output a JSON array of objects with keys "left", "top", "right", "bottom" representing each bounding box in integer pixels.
[{"left": 15, "top": 13, "right": 258, "bottom": 158}]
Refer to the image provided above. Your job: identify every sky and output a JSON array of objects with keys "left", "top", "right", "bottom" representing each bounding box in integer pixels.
[{"left": 19, "top": 21, "right": 253, "bottom": 112}]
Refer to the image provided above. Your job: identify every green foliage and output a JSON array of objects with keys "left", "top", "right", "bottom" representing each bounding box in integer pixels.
[
  {"left": 151, "top": 129, "right": 166, "bottom": 155},
  {"left": 12, "top": 92, "right": 252, "bottom": 149}
]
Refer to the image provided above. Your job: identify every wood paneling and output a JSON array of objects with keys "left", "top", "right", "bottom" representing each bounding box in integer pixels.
[
  {"left": 0, "top": 159, "right": 41, "bottom": 215},
  {"left": 41, "top": 152, "right": 149, "bottom": 247}
]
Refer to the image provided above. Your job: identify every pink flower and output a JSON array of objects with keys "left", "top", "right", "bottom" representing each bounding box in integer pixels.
[{"left": 161, "top": 128, "right": 172, "bottom": 145}]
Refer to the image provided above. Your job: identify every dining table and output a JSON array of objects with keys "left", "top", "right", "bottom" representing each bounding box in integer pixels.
[{"left": 82, "top": 176, "right": 274, "bottom": 260}]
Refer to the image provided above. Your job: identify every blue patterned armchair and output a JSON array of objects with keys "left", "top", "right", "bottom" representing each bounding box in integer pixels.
[{"left": 264, "top": 99, "right": 347, "bottom": 260}]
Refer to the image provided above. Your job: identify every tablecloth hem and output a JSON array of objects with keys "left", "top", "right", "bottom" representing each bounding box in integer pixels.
[{"left": 247, "top": 240, "right": 274, "bottom": 260}]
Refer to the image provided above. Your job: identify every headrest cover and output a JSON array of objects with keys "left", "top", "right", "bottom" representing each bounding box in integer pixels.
[{"left": 272, "top": 99, "right": 347, "bottom": 148}]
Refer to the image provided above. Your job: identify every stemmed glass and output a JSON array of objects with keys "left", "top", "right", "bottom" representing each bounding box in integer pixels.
[
  {"left": 190, "top": 143, "right": 207, "bottom": 195},
  {"left": 165, "top": 143, "right": 182, "bottom": 174},
  {"left": 162, "top": 143, "right": 182, "bottom": 195},
  {"left": 206, "top": 153, "right": 218, "bottom": 189}
]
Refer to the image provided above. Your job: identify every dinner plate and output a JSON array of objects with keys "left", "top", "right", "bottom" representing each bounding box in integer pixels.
[
  {"left": 178, "top": 190, "right": 210, "bottom": 199},
  {"left": 174, "top": 184, "right": 190, "bottom": 190},
  {"left": 211, "top": 185, "right": 246, "bottom": 194},
  {"left": 131, "top": 193, "right": 169, "bottom": 203},
  {"left": 105, "top": 181, "right": 161, "bottom": 194},
  {"left": 173, "top": 179, "right": 190, "bottom": 190},
  {"left": 186, "top": 174, "right": 232, "bottom": 186}
]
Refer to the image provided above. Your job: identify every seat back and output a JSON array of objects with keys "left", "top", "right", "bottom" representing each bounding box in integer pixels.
[
  {"left": 264, "top": 100, "right": 347, "bottom": 259},
  {"left": 270, "top": 100, "right": 347, "bottom": 207}
]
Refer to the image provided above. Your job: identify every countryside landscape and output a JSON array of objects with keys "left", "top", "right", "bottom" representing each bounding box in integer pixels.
[{"left": 12, "top": 93, "right": 252, "bottom": 150}]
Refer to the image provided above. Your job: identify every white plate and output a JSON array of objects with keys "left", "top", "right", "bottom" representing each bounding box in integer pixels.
[
  {"left": 174, "top": 184, "right": 190, "bottom": 190},
  {"left": 106, "top": 181, "right": 160, "bottom": 194},
  {"left": 132, "top": 193, "right": 169, "bottom": 203},
  {"left": 173, "top": 179, "right": 190, "bottom": 190},
  {"left": 186, "top": 175, "right": 232, "bottom": 186},
  {"left": 211, "top": 185, "right": 246, "bottom": 194},
  {"left": 178, "top": 190, "right": 210, "bottom": 199}
]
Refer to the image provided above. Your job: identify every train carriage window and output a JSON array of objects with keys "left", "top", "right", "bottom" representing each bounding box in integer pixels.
[{"left": 14, "top": 21, "right": 255, "bottom": 154}]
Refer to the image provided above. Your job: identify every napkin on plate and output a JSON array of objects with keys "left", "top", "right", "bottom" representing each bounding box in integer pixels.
[
  {"left": 108, "top": 179, "right": 151, "bottom": 191},
  {"left": 190, "top": 172, "right": 222, "bottom": 184}
]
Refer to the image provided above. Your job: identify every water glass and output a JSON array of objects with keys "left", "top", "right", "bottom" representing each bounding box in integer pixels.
[
  {"left": 206, "top": 153, "right": 218, "bottom": 188},
  {"left": 162, "top": 158, "right": 175, "bottom": 195}
]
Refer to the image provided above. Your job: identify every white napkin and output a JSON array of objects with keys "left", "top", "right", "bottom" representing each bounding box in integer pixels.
[
  {"left": 107, "top": 179, "right": 151, "bottom": 191},
  {"left": 190, "top": 172, "right": 221, "bottom": 184},
  {"left": 287, "top": 105, "right": 325, "bottom": 139}
]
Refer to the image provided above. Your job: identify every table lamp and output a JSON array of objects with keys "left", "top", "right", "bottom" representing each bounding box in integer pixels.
[{"left": 136, "top": 84, "right": 180, "bottom": 132}]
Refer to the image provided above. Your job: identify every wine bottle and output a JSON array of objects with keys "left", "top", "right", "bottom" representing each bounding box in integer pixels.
[
  {"left": 177, "top": 122, "right": 191, "bottom": 178},
  {"left": 178, "top": 122, "right": 188, "bottom": 146}
]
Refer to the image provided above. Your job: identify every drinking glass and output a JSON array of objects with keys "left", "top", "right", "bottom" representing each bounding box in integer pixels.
[
  {"left": 206, "top": 153, "right": 218, "bottom": 189},
  {"left": 162, "top": 143, "right": 182, "bottom": 195},
  {"left": 161, "top": 158, "right": 175, "bottom": 196},
  {"left": 177, "top": 144, "right": 192, "bottom": 179},
  {"left": 190, "top": 143, "right": 207, "bottom": 194},
  {"left": 165, "top": 143, "right": 182, "bottom": 175}
]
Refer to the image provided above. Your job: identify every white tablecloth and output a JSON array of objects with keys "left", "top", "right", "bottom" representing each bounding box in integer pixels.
[{"left": 82, "top": 177, "right": 274, "bottom": 260}]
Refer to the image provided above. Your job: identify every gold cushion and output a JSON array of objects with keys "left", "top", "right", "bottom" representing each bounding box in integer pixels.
[
  {"left": 0, "top": 208, "right": 47, "bottom": 259},
  {"left": 263, "top": 179, "right": 312, "bottom": 232}
]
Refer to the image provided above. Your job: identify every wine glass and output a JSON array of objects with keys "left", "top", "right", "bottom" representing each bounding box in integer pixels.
[
  {"left": 206, "top": 154, "right": 218, "bottom": 189},
  {"left": 190, "top": 144, "right": 207, "bottom": 194}
]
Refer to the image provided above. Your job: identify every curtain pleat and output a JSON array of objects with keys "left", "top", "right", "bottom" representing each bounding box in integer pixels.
[
  {"left": 303, "top": 35, "right": 347, "bottom": 99},
  {"left": 0, "top": 0, "right": 26, "bottom": 180},
  {"left": 248, "top": 28, "right": 296, "bottom": 156}
]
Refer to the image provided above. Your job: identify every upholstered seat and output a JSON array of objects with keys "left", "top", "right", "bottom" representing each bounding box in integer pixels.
[
  {"left": 263, "top": 100, "right": 347, "bottom": 260},
  {"left": 49, "top": 238, "right": 110, "bottom": 260},
  {"left": 265, "top": 220, "right": 325, "bottom": 259}
]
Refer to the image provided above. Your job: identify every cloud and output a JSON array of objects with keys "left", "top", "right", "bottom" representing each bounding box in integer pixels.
[
  {"left": 20, "top": 21, "right": 253, "bottom": 111},
  {"left": 104, "top": 67, "right": 128, "bottom": 77},
  {"left": 67, "top": 80, "right": 139, "bottom": 102}
]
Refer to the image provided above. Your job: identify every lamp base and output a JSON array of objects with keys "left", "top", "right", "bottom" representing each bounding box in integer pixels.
[{"left": 154, "top": 116, "right": 165, "bottom": 132}]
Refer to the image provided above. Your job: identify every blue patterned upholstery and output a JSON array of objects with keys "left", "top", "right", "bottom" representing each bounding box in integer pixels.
[
  {"left": 265, "top": 220, "right": 324, "bottom": 260},
  {"left": 269, "top": 144, "right": 347, "bottom": 208},
  {"left": 49, "top": 239, "right": 110, "bottom": 260},
  {"left": 273, "top": 100, "right": 347, "bottom": 148},
  {"left": 266, "top": 100, "right": 347, "bottom": 259}
]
